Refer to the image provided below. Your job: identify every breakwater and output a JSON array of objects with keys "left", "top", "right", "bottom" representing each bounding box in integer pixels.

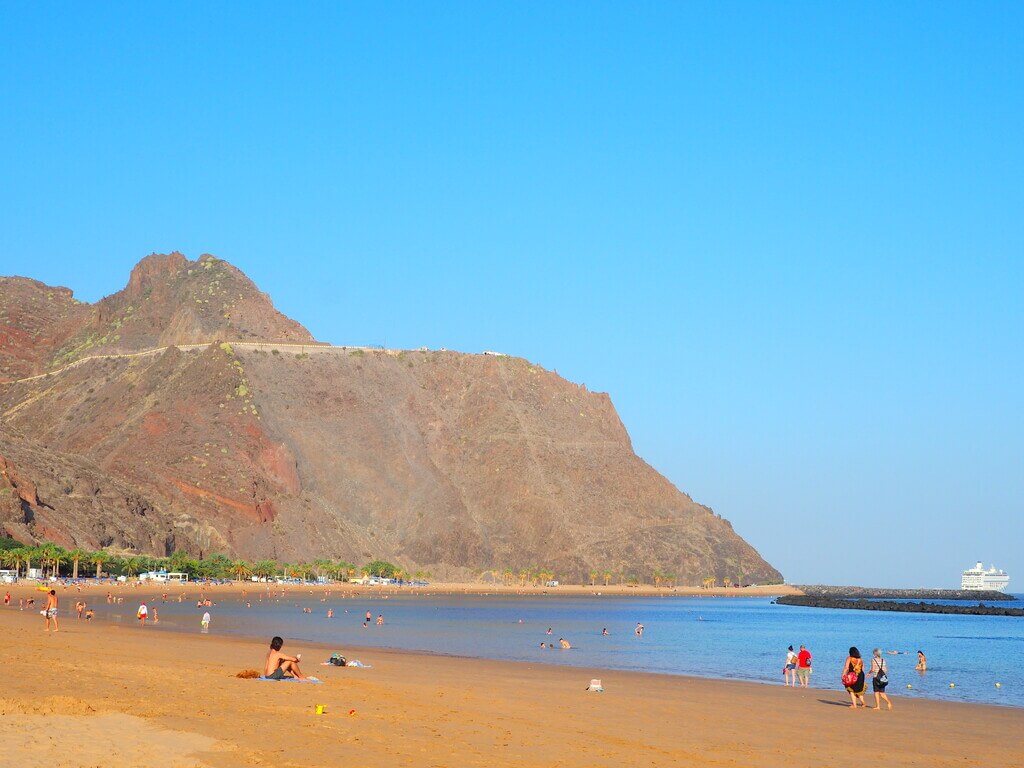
[
  {"left": 777, "top": 595, "right": 1024, "bottom": 616},
  {"left": 795, "top": 585, "right": 1015, "bottom": 602}
]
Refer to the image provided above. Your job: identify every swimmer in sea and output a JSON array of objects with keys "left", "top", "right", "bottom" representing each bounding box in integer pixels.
[
  {"left": 916, "top": 650, "right": 927, "bottom": 671},
  {"left": 602, "top": 627, "right": 608, "bottom": 636},
  {"left": 559, "top": 638, "right": 571, "bottom": 649}
]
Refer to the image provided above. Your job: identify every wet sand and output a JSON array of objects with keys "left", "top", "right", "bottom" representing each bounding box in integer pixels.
[{"left": 1, "top": 585, "right": 1020, "bottom": 768}]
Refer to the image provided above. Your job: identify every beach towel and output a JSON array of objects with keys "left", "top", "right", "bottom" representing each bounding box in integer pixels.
[{"left": 256, "top": 676, "right": 322, "bottom": 684}]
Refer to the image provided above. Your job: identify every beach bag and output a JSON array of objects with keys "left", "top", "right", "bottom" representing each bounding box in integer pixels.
[
  {"left": 842, "top": 662, "right": 858, "bottom": 687},
  {"left": 875, "top": 660, "right": 888, "bottom": 685},
  {"left": 329, "top": 654, "right": 346, "bottom": 667}
]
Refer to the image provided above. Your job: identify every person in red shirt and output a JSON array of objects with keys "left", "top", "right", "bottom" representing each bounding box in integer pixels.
[{"left": 796, "top": 644, "right": 812, "bottom": 687}]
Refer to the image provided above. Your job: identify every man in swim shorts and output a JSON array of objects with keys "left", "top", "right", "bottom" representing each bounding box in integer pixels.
[
  {"left": 264, "top": 636, "right": 309, "bottom": 681},
  {"left": 44, "top": 589, "right": 59, "bottom": 632}
]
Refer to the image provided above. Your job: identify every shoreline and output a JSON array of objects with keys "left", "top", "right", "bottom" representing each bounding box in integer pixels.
[
  {"left": 2, "top": 601, "right": 1021, "bottom": 767},
  {"left": 0, "top": 577, "right": 801, "bottom": 598}
]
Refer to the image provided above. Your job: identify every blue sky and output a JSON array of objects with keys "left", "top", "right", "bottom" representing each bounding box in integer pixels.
[{"left": 2, "top": 3, "right": 1021, "bottom": 588}]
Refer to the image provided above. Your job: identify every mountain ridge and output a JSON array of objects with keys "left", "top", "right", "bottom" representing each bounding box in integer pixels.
[{"left": 0, "top": 253, "right": 782, "bottom": 584}]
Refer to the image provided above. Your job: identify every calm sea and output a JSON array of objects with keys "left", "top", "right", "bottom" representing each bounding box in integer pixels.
[{"left": 102, "top": 591, "right": 1024, "bottom": 708}]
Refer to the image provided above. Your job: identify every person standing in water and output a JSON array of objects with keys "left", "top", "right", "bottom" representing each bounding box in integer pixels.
[
  {"left": 784, "top": 645, "right": 798, "bottom": 686},
  {"left": 869, "top": 649, "right": 893, "bottom": 710},
  {"left": 797, "top": 644, "right": 812, "bottom": 688},
  {"left": 916, "top": 650, "right": 927, "bottom": 671}
]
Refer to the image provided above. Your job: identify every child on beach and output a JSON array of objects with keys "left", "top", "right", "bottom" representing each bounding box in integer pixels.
[{"left": 264, "top": 636, "right": 310, "bottom": 681}]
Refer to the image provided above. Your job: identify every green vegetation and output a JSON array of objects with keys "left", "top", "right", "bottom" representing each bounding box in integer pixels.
[{"left": 0, "top": 540, "right": 408, "bottom": 583}]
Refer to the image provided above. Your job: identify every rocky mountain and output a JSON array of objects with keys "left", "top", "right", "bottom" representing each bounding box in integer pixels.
[{"left": 0, "top": 253, "right": 782, "bottom": 584}]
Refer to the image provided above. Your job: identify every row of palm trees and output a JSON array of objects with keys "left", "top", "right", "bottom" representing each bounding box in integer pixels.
[{"left": 0, "top": 543, "right": 428, "bottom": 584}]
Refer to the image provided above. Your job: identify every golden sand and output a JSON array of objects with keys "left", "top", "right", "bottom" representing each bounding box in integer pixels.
[{"left": 1, "top": 582, "right": 1019, "bottom": 767}]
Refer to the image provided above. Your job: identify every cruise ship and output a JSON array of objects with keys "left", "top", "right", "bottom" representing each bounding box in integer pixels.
[{"left": 961, "top": 562, "right": 1011, "bottom": 592}]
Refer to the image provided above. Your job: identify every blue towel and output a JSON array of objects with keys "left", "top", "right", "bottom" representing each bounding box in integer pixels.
[{"left": 256, "top": 676, "right": 322, "bottom": 684}]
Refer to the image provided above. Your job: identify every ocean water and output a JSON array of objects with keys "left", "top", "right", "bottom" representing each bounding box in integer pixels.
[{"left": 103, "top": 591, "right": 1024, "bottom": 708}]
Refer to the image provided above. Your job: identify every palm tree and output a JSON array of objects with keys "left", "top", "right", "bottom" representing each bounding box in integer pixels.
[
  {"left": 253, "top": 559, "right": 278, "bottom": 580},
  {"left": 722, "top": 577, "right": 733, "bottom": 588},
  {"left": 589, "top": 570, "right": 598, "bottom": 586},
  {"left": 121, "top": 556, "right": 143, "bottom": 577},
  {"left": 67, "top": 548, "right": 87, "bottom": 579},
  {"left": 36, "top": 544, "right": 56, "bottom": 578},
  {"left": 653, "top": 570, "right": 664, "bottom": 588},
  {"left": 602, "top": 570, "right": 612, "bottom": 587},
  {"left": 518, "top": 569, "right": 529, "bottom": 587},
  {"left": 7, "top": 548, "right": 30, "bottom": 577},
  {"left": 664, "top": 572, "right": 676, "bottom": 588},
  {"left": 503, "top": 568, "right": 514, "bottom": 586},
  {"left": 0, "top": 548, "right": 20, "bottom": 575},
  {"left": 229, "top": 560, "right": 253, "bottom": 581},
  {"left": 89, "top": 551, "right": 113, "bottom": 579},
  {"left": 48, "top": 546, "right": 68, "bottom": 578},
  {"left": 311, "top": 558, "right": 332, "bottom": 581}
]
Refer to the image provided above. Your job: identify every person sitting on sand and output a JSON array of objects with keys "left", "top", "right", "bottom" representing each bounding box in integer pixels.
[
  {"left": 916, "top": 650, "right": 927, "bottom": 671},
  {"left": 264, "top": 636, "right": 309, "bottom": 681},
  {"left": 559, "top": 638, "right": 572, "bottom": 649}
]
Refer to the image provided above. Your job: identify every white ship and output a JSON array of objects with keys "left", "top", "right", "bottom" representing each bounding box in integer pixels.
[{"left": 961, "top": 561, "right": 1010, "bottom": 592}]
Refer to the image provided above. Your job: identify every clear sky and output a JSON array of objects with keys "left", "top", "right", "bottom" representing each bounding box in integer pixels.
[{"left": 2, "top": 3, "right": 1021, "bottom": 588}]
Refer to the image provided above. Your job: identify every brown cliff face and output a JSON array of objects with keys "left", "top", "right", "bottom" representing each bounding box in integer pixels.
[
  {"left": 85, "top": 253, "right": 315, "bottom": 352},
  {"left": 0, "top": 255, "right": 782, "bottom": 583},
  {"left": 0, "top": 277, "right": 91, "bottom": 380}
]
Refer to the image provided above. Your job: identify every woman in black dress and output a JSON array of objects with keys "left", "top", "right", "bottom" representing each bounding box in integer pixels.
[{"left": 843, "top": 646, "right": 867, "bottom": 708}]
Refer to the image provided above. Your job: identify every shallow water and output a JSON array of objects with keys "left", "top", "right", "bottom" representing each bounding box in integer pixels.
[{"left": 102, "top": 591, "right": 1024, "bottom": 707}]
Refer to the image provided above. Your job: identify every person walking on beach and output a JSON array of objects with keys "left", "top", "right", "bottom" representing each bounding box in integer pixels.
[
  {"left": 202, "top": 611, "right": 211, "bottom": 631},
  {"left": 137, "top": 602, "right": 148, "bottom": 626},
  {"left": 797, "top": 644, "right": 812, "bottom": 687},
  {"left": 869, "top": 649, "right": 893, "bottom": 710},
  {"left": 44, "top": 589, "right": 59, "bottom": 632},
  {"left": 843, "top": 647, "right": 867, "bottom": 708},
  {"left": 916, "top": 650, "right": 927, "bottom": 671},
  {"left": 784, "top": 645, "right": 798, "bottom": 686}
]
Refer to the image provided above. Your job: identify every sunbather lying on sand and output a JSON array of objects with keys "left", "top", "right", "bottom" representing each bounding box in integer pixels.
[{"left": 264, "top": 636, "right": 309, "bottom": 680}]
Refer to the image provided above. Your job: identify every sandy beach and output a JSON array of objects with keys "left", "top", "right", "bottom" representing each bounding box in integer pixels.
[{"left": 2, "top": 581, "right": 1021, "bottom": 768}]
